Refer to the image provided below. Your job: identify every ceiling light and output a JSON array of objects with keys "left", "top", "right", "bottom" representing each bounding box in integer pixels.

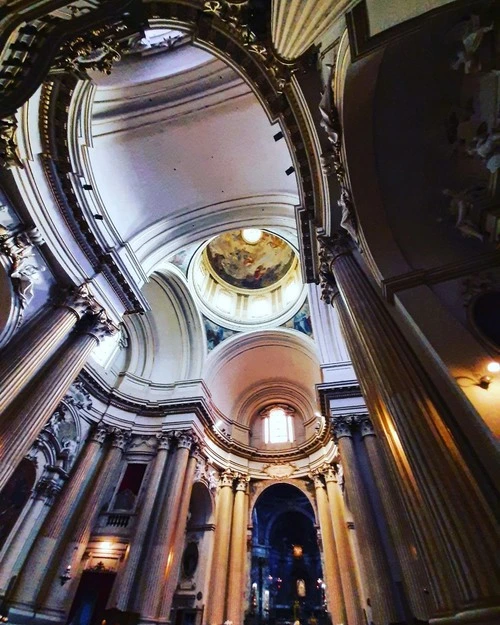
[
  {"left": 241, "top": 228, "right": 262, "bottom": 244},
  {"left": 486, "top": 361, "right": 500, "bottom": 373}
]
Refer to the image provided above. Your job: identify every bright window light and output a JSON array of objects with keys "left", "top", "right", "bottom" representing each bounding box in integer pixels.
[{"left": 263, "top": 406, "right": 294, "bottom": 444}]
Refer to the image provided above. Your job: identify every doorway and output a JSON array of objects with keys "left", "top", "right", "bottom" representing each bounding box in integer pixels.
[
  {"left": 249, "top": 484, "right": 327, "bottom": 625},
  {"left": 67, "top": 569, "right": 116, "bottom": 625}
]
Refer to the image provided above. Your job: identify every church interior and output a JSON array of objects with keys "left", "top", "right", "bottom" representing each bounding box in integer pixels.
[{"left": 0, "top": 1, "right": 499, "bottom": 625}]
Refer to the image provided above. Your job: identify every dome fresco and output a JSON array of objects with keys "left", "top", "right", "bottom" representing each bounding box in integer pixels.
[{"left": 205, "top": 229, "right": 295, "bottom": 290}]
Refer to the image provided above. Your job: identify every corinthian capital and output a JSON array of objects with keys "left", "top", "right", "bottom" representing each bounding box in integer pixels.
[
  {"left": 318, "top": 233, "right": 351, "bottom": 305},
  {"left": 235, "top": 474, "right": 250, "bottom": 492},
  {"left": 311, "top": 473, "right": 325, "bottom": 489},
  {"left": 360, "top": 417, "right": 375, "bottom": 438},
  {"left": 90, "top": 423, "right": 110, "bottom": 445},
  {"left": 110, "top": 428, "right": 132, "bottom": 451},
  {"left": 322, "top": 464, "right": 338, "bottom": 483},
  {"left": 219, "top": 468, "right": 235, "bottom": 488},
  {"left": 175, "top": 430, "right": 197, "bottom": 450},
  {"left": 331, "top": 415, "right": 357, "bottom": 441},
  {"left": 59, "top": 284, "right": 98, "bottom": 319},
  {"left": 156, "top": 431, "right": 173, "bottom": 451},
  {"left": 85, "top": 310, "right": 120, "bottom": 343}
]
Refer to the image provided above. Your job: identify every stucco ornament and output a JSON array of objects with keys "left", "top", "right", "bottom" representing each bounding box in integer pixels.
[
  {"left": 0, "top": 224, "right": 46, "bottom": 322},
  {"left": 263, "top": 462, "right": 297, "bottom": 478},
  {"left": 0, "top": 116, "right": 23, "bottom": 169}
]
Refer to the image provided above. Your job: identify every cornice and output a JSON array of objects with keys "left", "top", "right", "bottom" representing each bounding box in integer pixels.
[{"left": 79, "top": 367, "right": 333, "bottom": 462}]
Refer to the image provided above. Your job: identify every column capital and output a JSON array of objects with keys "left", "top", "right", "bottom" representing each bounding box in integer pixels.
[
  {"left": 322, "top": 464, "right": 339, "bottom": 483},
  {"left": 331, "top": 414, "right": 357, "bottom": 441},
  {"left": 110, "top": 428, "right": 132, "bottom": 451},
  {"left": 89, "top": 423, "right": 110, "bottom": 445},
  {"left": 235, "top": 474, "right": 250, "bottom": 492},
  {"left": 83, "top": 310, "right": 120, "bottom": 343},
  {"left": 58, "top": 284, "right": 99, "bottom": 319},
  {"left": 34, "top": 471, "right": 63, "bottom": 505},
  {"left": 219, "top": 468, "right": 236, "bottom": 488},
  {"left": 360, "top": 417, "right": 376, "bottom": 438},
  {"left": 311, "top": 473, "right": 325, "bottom": 489},
  {"left": 156, "top": 431, "right": 174, "bottom": 451},
  {"left": 175, "top": 429, "right": 197, "bottom": 450}
]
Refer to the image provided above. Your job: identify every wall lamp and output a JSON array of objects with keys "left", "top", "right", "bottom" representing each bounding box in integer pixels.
[
  {"left": 479, "top": 361, "right": 500, "bottom": 389},
  {"left": 59, "top": 565, "right": 72, "bottom": 586}
]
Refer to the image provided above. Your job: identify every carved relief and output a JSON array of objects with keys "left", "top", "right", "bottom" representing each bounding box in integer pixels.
[
  {"left": 0, "top": 117, "right": 23, "bottom": 169},
  {"left": 0, "top": 224, "right": 46, "bottom": 324},
  {"left": 262, "top": 463, "right": 297, "bottom": 479}
]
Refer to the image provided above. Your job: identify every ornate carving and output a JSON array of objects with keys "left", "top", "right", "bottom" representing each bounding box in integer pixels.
[
  {"left": 85, "top": 309, "right": 120, "bottom": 342},
  {"left": 321, "top": 464, "right": 338, "bottom": 483},
  {"left": 156, "top": 432, "right": 173, "bottom": 451},
  {"left": 359, "top": 417, "right": 375, "bottom": 438},
  {"left": 442, "top": 187, "right": 485, "bottom": 242},
  {"left": 235, "top": 474, "right": 250, "bottom": 492},
  {"left": 0, "top": 224, "right": 46, "bottom": 322},
  {"left": 60, "top": 283, "right": 100, "bottom": 319},
  {"left": 219, "top": 468, "right": 235, "bottom": 488},
  {"left": 311, "top": 473, "right": 325, "bottom": 489},
  {"left": 202, "top": 0, "right": 291, "bottom": 92},
  {"left": 318, "top": 233, "right": 352, "bottom": 304},
  {"left": 262, "top": 463, "right": 297, "bottom": 479},
  {"left": 53, "top": 27, "right": 127, "bottom": 76},
  {"left": 110, "top": 428, "right": 132, "bottom": 451},
  {"left": 65, "top": 380, "right": 92, "bottom": 411},
  {"left": 90, "top": 423, "right": 110, "bottom": 445},
  {"left": 331, "top": 415, "right": 357, "bottom": 441},
  {"left": 175, "top": 430, "right": 197, "bottom": 450},
  {"left": 0, "top": 116, "right": 23, "bottom": 169},
  {"left": 318, "top": 66, "right": 359, "bottom": 242}
]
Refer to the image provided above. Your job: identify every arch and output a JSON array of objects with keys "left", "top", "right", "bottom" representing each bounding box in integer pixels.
[
  {"left": 249, "top": 478, "right": 317, "bottom": 521},
  {"left": 188, "top": 482, "right": 214, "bottom": 528}
]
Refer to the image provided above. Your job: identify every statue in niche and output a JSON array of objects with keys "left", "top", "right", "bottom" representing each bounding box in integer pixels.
[
  {"left": 442, "top": 186, "right": 485, "bottom": 241},
  {"left": 296, "top": 578, "right": 306, "bottom": 598},
  {"left": 466, "top": 122, "right": 500, "bottom": 174},
  {"left": 451, "top": 15, "right": 494, "bottom": 74}
]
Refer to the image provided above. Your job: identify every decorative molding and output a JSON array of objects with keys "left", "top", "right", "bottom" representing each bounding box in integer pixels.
[
  {"left": 381, "top": 250, "right": 500, "bottom": 303},
  {"left": 262, "top": 462, "right": 297, "bottom": 479}
]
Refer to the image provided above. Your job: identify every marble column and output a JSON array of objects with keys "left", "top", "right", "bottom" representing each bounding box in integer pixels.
[
  {"left": 313, "top": 473, "right": 346, "bottom": 625},
  {"left": 320, "top": 234, "right": 500, "bottom": 617},
  {"left": 323, "top": 465, "right": 365, "bottom": 625},
  {"left": 360, "top": 417, "right": 431, "bottom": 621},
  {"left": 41, "top": 428, "right": 131, "bottom": 617},
  {"left": 226, "top": 475, "right": 250, "bottom": 625},
  {"left": 11, "top": 424, "right": 108, "bottom": 614},
  {"left": 109, "top": 432, "right": 173, "bottom": 612},
  {"left": 332, "top": 416, "right": 398, "bottom": 625},
  {"left": 0, "top": 311, "right": 117, "bottom": 491},
  {"left": 0, "top": 466, "right": 64, "bottom": 593},
  {"left": 136, "top": 430, "right": 195, "bottom": 624},
  {"left": 205, "top": 469, "right": 235, "bottom": 625},
  {"left": 159, "top": 448, "right": 199, "bottom": 617},
  {"left": 0, "top": 285, "right": 95, "bottom": 414}
]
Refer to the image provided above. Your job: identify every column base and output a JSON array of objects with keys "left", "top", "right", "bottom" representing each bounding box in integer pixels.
[{"left": 430, "top": 606, "right": 500, "bottom": 625}]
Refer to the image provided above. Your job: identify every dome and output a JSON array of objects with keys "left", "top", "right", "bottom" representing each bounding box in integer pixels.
[{"left": 189, "top": 229, "right": 306, "bottom": 330}]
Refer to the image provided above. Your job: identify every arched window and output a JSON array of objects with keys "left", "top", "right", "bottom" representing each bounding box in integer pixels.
[{"left": 262, "top": 405, "right": 295, "bottom": 444}]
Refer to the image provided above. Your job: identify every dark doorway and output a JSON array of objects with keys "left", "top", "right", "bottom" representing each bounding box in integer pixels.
[
  {"left": 67, "top": 569, "right": 116, "bottom": 625},
  {"left": 249, "top": 484, "right": 326, "bottom": 625}
]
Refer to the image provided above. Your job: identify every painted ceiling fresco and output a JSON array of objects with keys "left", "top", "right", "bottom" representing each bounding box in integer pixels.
[{"left": 206, "top": 230, "right": 295, "bottom": 290}]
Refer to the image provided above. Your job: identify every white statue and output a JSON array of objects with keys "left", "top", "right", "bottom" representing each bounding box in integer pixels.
[
  {"left": 451, "top": 15, "right": 493, "bottom": 74},
  {"left": 442, "top": 187, "right": 484, "bottom": 241},
  {"left": 467, "top": 122, "right": 500, "bottom": 173}
]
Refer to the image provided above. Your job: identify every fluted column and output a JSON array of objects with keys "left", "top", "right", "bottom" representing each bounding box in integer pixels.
[
  {"left": 359, "top": 418, "right": 431, "bottom": 620},
  {"left": 323, "top": 465, "right": 365, "bottom": 625},
  {"left": 159, "top": 448, "right": 199, "bottom": 617},
  {"left": 109, "top": 432, "right": 173, "bottom": 612},
  {"left": 0, "top": 285, "right": 95, "bottom": 414},
  {"left": 0, "top": 312, "right": 117, "bottom": 491},
  {"left": 226, "top": 475, "right": 250, "bottom": 625},
  {"left": 41, "top": 428, "right": 131, "bottom": 616},
  {"left": 11, "top": 424, "right": 108, "bottom": 613},
  {"left": 320, "top": 234, "right": 500, "bottom": 617},
  {"left": 136, "top": 430, "right": 195, "bottom": 624},
  {"left": 313, "top": 473, "right": 346, "bottom": 625},
  {"left": 205, "top": 469, "right": 235, "bottom": 625},
  {"left": 332, "top": 416, "right": 398, "bottom": 625},
  {"left": 0, "top": 466, "right": 63, "bottom": 593}
]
